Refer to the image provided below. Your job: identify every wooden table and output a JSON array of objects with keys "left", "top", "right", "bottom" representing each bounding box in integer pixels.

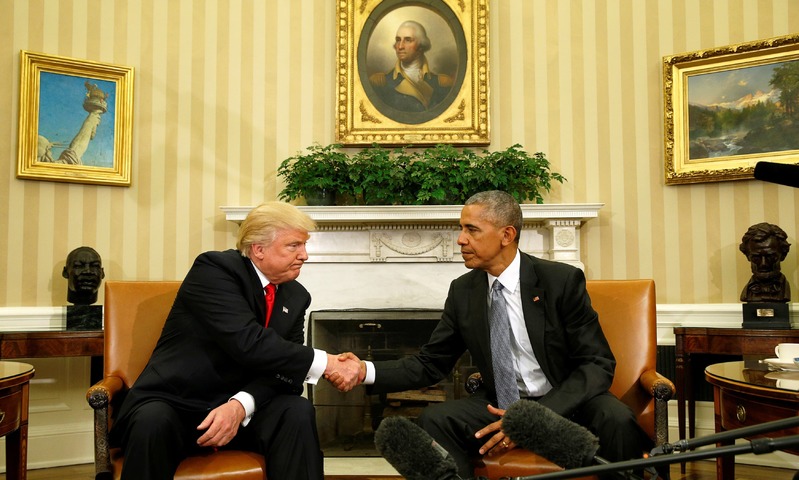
[
  {"left": 705, "top": 361, "right": 799, "bottom": 480},
  {"left": 0, "top": 361, "right": 35, "bottom": 480},
  {"left": 674, "top": 327, "right": 799, "bottom": 442},
  {"left": 0, "top": 331, "right": 104, "bottom": 383}
]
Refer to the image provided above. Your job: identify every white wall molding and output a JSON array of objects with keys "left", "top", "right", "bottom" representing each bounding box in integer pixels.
[
  {"left": 221, "top": 204, "right": 603, "bottom": 269},
  {"left": 655, "top": 303, "right": 799, "bottom": 345}
]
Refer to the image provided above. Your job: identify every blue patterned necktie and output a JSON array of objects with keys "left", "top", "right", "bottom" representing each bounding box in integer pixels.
[{"left": 489, "top": 279, "right": 520, "bottom": 409}]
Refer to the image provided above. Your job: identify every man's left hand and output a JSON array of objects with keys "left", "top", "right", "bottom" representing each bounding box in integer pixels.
[
  {"left": 196, "top": 399, "right": 246, "bottom": 448},
  {"left": 474, "top": 404, "right": 515, "bottom": 456}
]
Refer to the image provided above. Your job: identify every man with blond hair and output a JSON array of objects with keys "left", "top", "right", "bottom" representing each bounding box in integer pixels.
[{"left": 111, "top": 202, "right": 361, "bottom": 480}]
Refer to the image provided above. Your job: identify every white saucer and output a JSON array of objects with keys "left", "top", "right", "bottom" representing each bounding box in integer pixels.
[{"left": 763, "top": 358, "right": 799, "bottom": 371}]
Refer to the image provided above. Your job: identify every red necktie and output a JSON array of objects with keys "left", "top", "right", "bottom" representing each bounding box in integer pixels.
[{"left": 264, "top": 283, "right": 276, "bottom": 327}]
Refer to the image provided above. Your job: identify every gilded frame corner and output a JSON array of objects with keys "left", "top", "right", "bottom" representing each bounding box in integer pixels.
[
  {"left": 336, "top": 0, "right": 489, "bottom": 146},
  {"left": 17, "top": 51, "right": 134, "bottom": 186},
  {"left": 663, "top": 34, "right": 799, "bottom": 185}
]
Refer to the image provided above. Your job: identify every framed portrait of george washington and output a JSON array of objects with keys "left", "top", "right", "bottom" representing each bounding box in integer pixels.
[{"left": 336, "top": 0, "right": 489, "bottom": 146}]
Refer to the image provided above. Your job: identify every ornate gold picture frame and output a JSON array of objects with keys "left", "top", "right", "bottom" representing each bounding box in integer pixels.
[
  {"left": 663, "top": 34, "right": 799, "bottom": 185},
  {"left": 17, "top": 51, "right": 134, "bottom": 186},
  {"left": 336, "top": 0, "right": 489, "bottom": 146}
]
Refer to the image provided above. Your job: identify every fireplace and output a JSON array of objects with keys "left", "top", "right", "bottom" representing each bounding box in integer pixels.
[{"left": 308, "top": 308, "right": 474, "bottom": 456}]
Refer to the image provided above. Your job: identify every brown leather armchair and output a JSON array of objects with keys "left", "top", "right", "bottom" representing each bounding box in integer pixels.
[
  {"left": 86, "top": 281, "right": 267, "bottom": 480},
  {"left": 473, "top": 279, "right": 676, "bottom": 479}
]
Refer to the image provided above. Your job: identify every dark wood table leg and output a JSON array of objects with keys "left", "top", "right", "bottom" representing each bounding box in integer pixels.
[
  {"left": 675, "top": 333, "right": 689, "bottom": 473},
  {"left": 712, "top": 385, "right": 733, "bottom": 480},
  {"left": 5, "top": 422, "right": 28, "bottom": 480},
  {"left": 716, "top": 439, "right": 734, "bottom": 480},
  {"left": 686, "top": 355, "right": 695, "bottom": 440}
]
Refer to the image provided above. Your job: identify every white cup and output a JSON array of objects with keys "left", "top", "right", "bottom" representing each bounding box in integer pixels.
[{"left": 774, "top": 343, "right": 799, "bottom": 361}]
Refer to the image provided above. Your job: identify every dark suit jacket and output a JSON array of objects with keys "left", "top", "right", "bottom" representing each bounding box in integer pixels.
[
  {"left": 114, "top": 249, "right": 315, "bottom": 425},
  {"left": 370, "top": 252, "right": 615, "bottom": 418}
]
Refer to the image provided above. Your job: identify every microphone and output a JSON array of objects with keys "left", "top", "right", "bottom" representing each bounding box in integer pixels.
[
  {"left": 753, "top": 161, "right": 799, "bottom": 188},
  {"left": 374, "top": 416, "right": 463, "bottom": 480},
  {"left": 502, "top": 400, "right": 600, "bottom": 470}
]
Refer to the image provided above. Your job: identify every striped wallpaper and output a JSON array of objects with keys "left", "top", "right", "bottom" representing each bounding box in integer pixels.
[{"left": 1, "top": 0, "right": 798, "bottom": 307}]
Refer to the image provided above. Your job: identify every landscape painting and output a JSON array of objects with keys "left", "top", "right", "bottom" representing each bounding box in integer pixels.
[
  {"left": 687, "top": 61, "right": 799, "bottom": 160},
  {"left": 663, "top": 33, "right": 799, "bottom": 185}
]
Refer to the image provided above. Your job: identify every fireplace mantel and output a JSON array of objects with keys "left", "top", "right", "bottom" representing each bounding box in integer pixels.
[{"left": 221, "top": 204, "right": 602, "bottom": 268}]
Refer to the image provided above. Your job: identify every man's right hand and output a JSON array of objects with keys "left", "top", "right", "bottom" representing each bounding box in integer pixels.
[{"left": 324, "top": 352, "right": 363, "bottom": 392}]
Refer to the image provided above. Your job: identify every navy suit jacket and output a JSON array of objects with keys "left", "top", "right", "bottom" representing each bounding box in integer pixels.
[
  {"left": 370, "top": 252, "right": 615, "bottom": 418},
  {"left": 114, "top": 249, "right": 315, "bottom": 424}
]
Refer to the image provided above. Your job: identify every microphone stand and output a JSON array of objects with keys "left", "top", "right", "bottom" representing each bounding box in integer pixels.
[
  {"left": 514, "top": 435, "right": 799, "bottom": 480},
  {"left": 650, "top": 415, "right": 799, "bottom": 455},
  {"left": 513, "top": 415, "right": 799, "bottom": 480}
]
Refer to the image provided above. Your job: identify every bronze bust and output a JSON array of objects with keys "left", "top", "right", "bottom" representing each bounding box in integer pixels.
[
  {"left": 62, "top": 246, "right": 105, "bottom": 305},
  {"left": 739, "top": 223, "right": 791, "bottom": 303}
]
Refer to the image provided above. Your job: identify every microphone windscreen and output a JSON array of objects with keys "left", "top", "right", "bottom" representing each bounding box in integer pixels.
[
  {"left": 502, "top": 400, "right": 599, "bottom": 469},
  {"left": 753, "top": 162, "right": 799, "bottom": 188},
  {"left": 374, "top": 416, "right": 460, "bottom": 480}
]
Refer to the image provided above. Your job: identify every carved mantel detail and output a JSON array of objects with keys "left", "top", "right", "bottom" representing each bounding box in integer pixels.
[{"left": 221, "top": 204, "right": 602, "bottom": 269}]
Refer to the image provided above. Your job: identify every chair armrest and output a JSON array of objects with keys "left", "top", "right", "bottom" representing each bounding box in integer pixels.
[
  {"left": 639, "top": 369, "right": 676, "bottom": 446},
  {"left": 87, "top": 376, "right": 124, "bottom": 409},
  {"left": 638, "top": 369, "right": 676, "bottom": 401},
  {"left": 86, "top": 376, "right": 124, "bottom": 480}
]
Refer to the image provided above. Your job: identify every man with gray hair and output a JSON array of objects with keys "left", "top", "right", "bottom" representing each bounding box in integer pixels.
[
  {"left": 369, "top": 20, "right": 453, "bottom": 112},
  {"left": 110, "top": 201, "right": 362, "bottom": 480},
  {"left": 333, "top": 191, "right": 647, "bottom": 477}
]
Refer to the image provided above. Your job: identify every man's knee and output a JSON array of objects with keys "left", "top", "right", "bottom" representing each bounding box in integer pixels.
[
  {"left": 125, "top": 401, "right": 184, "bottom": 438},
  {"left": 417, "top": 401, "right": 450, "bottom": 430},
  {"left": 279, "top": 395, "right": 315, "bottom": 420}
]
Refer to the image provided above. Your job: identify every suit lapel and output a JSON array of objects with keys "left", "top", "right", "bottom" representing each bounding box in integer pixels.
[
  {"left": 241, "top": 255, "right": 269, "bottom": 326},
  {"left": 467, "top": 272, "right": 493, "bottom": 375},
  {"left": 268, "top": 286, "right": 290, "bottom": 332},
  {"left": 519, "top": 254, "right": 551, "bottom": 377}
]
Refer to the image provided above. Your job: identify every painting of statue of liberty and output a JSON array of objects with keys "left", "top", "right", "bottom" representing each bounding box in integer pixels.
[
  {"left": 37, "top": 72, "right": 117, "bottom": 168},
  {"left": 17, "top": 51, "right": 133, "bottom": 186}
]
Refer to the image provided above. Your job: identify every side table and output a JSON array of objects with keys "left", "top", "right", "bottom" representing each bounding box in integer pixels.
[
  {"left": 0, "top": 361, "right": 35, "bottom": 480},
  {"left": 674, "top": 327, "right": 799, "bottom": 442},
  {"left": 0, "top": 331, "right": 104, "bottom": 384},
  {"left": 705, "top": 361, "right": 799, "bottom": 480}
]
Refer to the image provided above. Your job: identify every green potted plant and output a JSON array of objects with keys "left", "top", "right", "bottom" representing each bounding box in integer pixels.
[
  {"left": 277, "top": 143, "right": 565, "bottom": 206},
  {"left": 277, "top": 144, "right": 348, "bottom": 205},
  {"left": 405, "top": 144, "right": 480, "bottom": 204},
  {"left": 480, "top": 144, "right": 566, "bottom": 204},
  {"left": 346, "top": 144, "right": 409, "bottom": 205}
]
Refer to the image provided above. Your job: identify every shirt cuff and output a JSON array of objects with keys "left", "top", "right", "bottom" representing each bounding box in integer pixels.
[
  {"left": 363, "top": 360, "right": 375, "bottom": 385},
  {"left": 306, "top": 348, "right": 327, "bottom": 384},
  {"left": 230, "top": 391, "right": 255, "bottom": 427}
]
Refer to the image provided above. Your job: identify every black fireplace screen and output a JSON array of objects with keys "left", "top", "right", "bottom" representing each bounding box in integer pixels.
[{"left": 308, "top": 309, "right": 474, "bottom": 456}]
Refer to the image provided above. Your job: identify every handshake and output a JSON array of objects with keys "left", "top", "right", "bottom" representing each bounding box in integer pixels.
[{"left": 323, "top": 352, "right": 366, "bottom": 392}]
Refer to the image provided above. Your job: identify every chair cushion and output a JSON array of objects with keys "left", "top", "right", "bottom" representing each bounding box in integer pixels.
[
  {"left": 110, "top": 447, "right": 266, "bottom": 480},
  {"left": 473, "top": 448, "right": 563, "bottom": 477},
  {"left": 475, "top": 448, "right": 599, "bottom": 480}
]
